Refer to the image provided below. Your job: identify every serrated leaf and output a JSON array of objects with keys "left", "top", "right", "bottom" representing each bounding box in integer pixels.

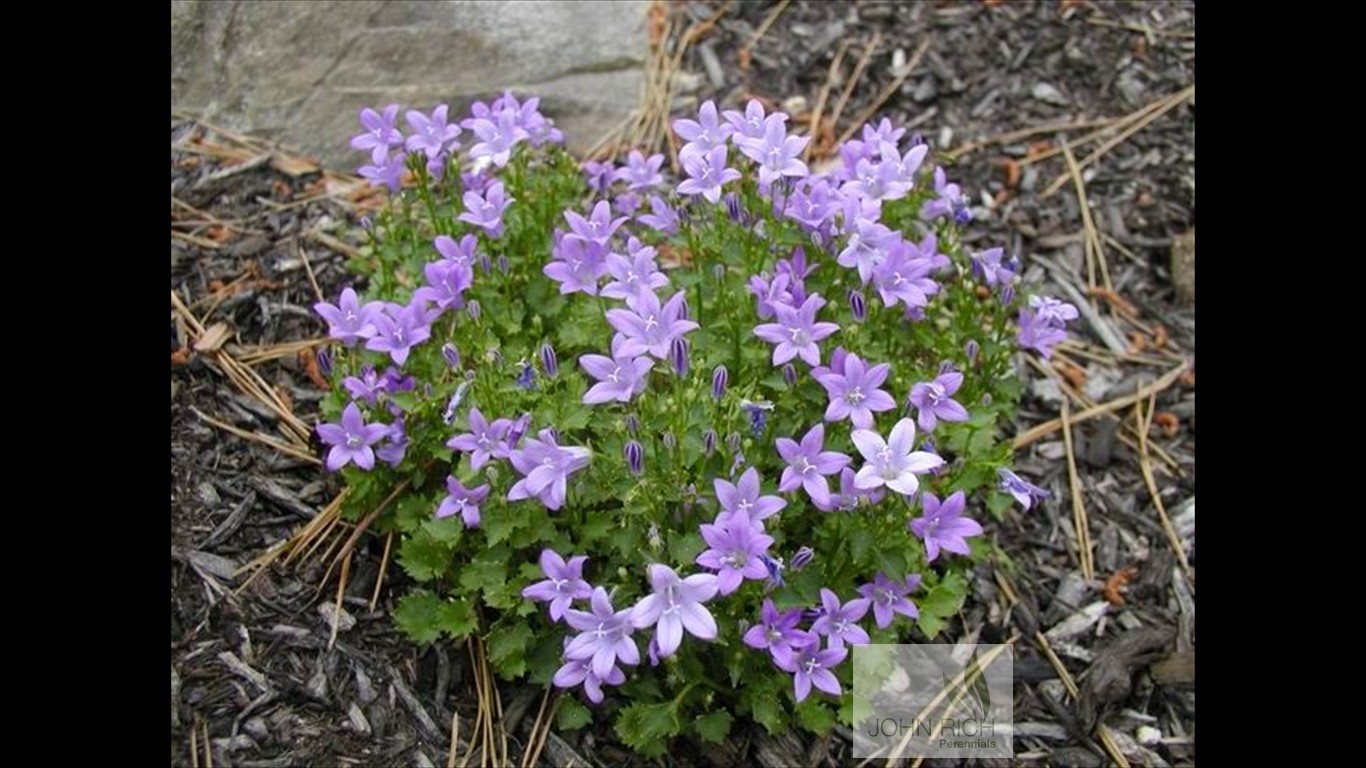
[
  {"left": 667, "top": 531, "right": 705, "bottom": 565},
  {"left": 487, "top": 622, "right": 533, "bottom": 678},
  {"left": 393, "top": 591, "right": 443, "bottom": 644},
  {"left": 436, "top": 599, "right": 478, "bottom": 639},
  {"left": 796, "top": 699, "right": 835, "bottom": 734},
  {"left": 694, "top": 710, "right": 732, "bottom": 743},
  {"left": 752, "top": 695, "right": 786, "bottom": 734},
  {"left": 615, "top": 702, "right": 679, "bottom": 758},
  {"left": 921, "top": 572, "right": 967, "bottom": 618},
  {"left": 398, "top": 531, "right": 451, "bottom": 583},
  {"left": 556, "top": 698, "right": 593, "bottom": 731},
  {"left": 918, "top": 611, "right": 944, "bottom": 639}
]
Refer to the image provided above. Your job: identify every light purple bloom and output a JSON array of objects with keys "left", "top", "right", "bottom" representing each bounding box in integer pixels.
[
  {"left": 350, "top": 104, "right": 403, "bottom": 164},
  {"left": 911, "top": 491, "right": 983, "bottom": 562},
  {"left": 837, "top": 217, "right": 901, "bottom": 284},
  {"left": 376, "top": 418, "right": 407, "bottom": 467},
  {"left": 672, "top": 100, "right": 734, "bottom": 160},
  {"left": 638, "top": 195, "right": 679, "bottom": 235},
  {"left": 564, "top": 587, "right": 640, "bottom": 677},
  {"left": 564, "top": 200, "right": 628, "bottom": 247},
  {"left": 784, "top": 179, "right": 837, "bottom": 231},
  {"left": 343, "top": 365, "right": 384, "bottom": 405},
  {"left": 842, "top": 152, "right": 910, "bottom": 201},
  {"left": 696, "top": 511, "right": 774, "bottom": 595},
  {"left": 724, "top": 99, "right": 782, "bottom": 142},
  {"left": 613, "top": 150, "right": 666, "bottom": 191},
  {"left": 747, "top": 272, "right": 794, "bottom": 320},
  {"left": 605, "top": 290, "right": 699, "bottom": 360},
  {"left": 507, "top": 429, "right": 592, "bottom": 511},
  {"left": 851, "top": 418, "right": 945, "bottom": 496},
  {"left": 316, "top": 402, "right": 388, "bottom": 472},
  {"left": 582, "top": 160, "right": 615, "bottom": 195},
  {"left": 522, "top": 549, "right": 592, "bottom": 622},
  {"left": 434, "top": 234, "right": 479, "bottom": 268},
  {"left": 545, "top": 233, "right": 610, "bottom": 296},
  {"left": 630, "top": 564, "right": 719, "bottom": 659},
  {"left": 1017, "top": 296, "right": 1077, "bottom": 358},
  {"left": 365, "top": 302, "right": 434, "bottom": 366},
  {"left": 404, "top": 104, "right": 461, "bottom": 157},
  {"left": 458, "top": 181, "right": 513, "bottom": 237},
  {"left": 737, "top": 114, "right": 810, "bottom": 186},
  {"left": 445, "top": 407, "right": 513, "bottom": 469},
  {"left": 552, "top": 656, "right": 624, "bottom": 705},
  {"left": 579, "top": 335, "right": 655, "bottom": 404},
  {"left": 810, "top": 588, "right": 871, "bottom": 649},
  {"left": 714, "top": 467, "right": 787, "bottom": 526},
  {"left": 781, "top": 644, "right": 848, "bottom": 703},
  {"left": 812, "top": 352, "right": 896, "bottom": 429},
  {"left": 872, "top": 241, "right": 940, "bottom": 312},
  {"left": 776, "top": 424, "right": 851, "bottom": 507},
  {"left": 413, "top": 257, "right": 474, "bottom": 312},
  {"left": 601, "top": 238, "right": 668, "bottom": 301},
  {"left": 314, "top": 287, "right": 381, "bottom": 347},
  {"left": 1032, "top": 295, "right": 1080, "bottom": 326},
  {"left": 358, "top": 151, "right": 408, "bottom": 193},
  {"left": 908, "top": 370, "right": 970, "bottom": 432},
  {"left": 999, "top": 468, "right": 1050, "bottom": 511},
  {"left": 971, "top": 247, "right": 1019, "bottom": 288},
  {"left": 436, "top": 476, "right": 491, "bottom": 528},
  {"left": 814, "top": 467, "right": 885, "bottom": 512},
  {"left": 857, "top": 573, "right": 921, "bottom": 629},
  {"left": 677, "top": 144, "right": 742, "bottom": 204},
  {"left": 922, "top": 166, "right": 970, "bottom": 222},
  {"left": 467, "top": 110, "right": 528, "bottom": 167},
  {"left": 753, "top": 293, "right": 840, "bottom": 366},
  {"left": 743, "top": 598, "right": 815, "bottom": 670}
]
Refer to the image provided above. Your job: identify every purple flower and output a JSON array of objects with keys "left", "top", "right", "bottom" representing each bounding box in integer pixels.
[
  {"left": 753, "top": 293, "right": 841, "bottom": 367},
  {"left": 442, "top": 343, "right": 462, "bottom": 370},
  {"left": 776, "top": 424, "right": 851, "bottom": 507},
  {"left": 971, "top": 247, "right": 1019, "bottom": 288},
  {"left": 911, "top": 491, "right": 983, "bottom": 562},
  {"left": 343, "top": 365, "right": 384, "bottom": 405},
  {"left": 376, "top": 418, "right": 408, "bottom": 467},
  {"left": 316, "top": 402, "right": 389, "bottom": 471},
  {"left": 434, "top": 234, "right": 479, "bottom": 268},
  {"left": 812, "top": 352, "right": 896, "bottom": 429},
  {"left": 747, "top": 272, "right": 794, "bottom": 320},
  {"left": 358, "top": 151, "right": 408, "bottom": 193},
  {"left": 540, "top": 342, "right": 559, "bottom": 378},
  {"left": 782, "top": 644, "right": 848, "bottom": 703},
  {"left": 715, "top": 467, "right": 792, "bottom": 524},
  {"left": 350, "top": 104, "right": 403, "bottom": 163},
  {"left": 605, "top": 290, "right": 699, "bottom": 359},
  {"left": 458, "top": 181, "right": 513, "bottom": 238},
  {"left": 790, "top": 546, "right": 815, "bottom": 571},
  {"left": 638, "top": 195, "right": 679, "bottom": 235},
  {"left": 552, "top": 656, "right": 625, "bottom": 705},
  {"left": 810, "top": 588, "right": 871, "bottom": 649},
  {"left": 814, "top": 467, "right": 885, "bottom": 512},
  {"left": 1033, "top": 296, "right": 1080, "bottom": 326},
  {"left": 1017, "top": 296, "right": 1077, "bottom": 359},
  {"left": 669, "top": 337, "right": 690, "bottom": 378},
  {"left": 922, "top": 166, "right": 970, "bottom": 222},
  {"left": 711, "top": 365, "right": 729, "bottom": 400},
  {"left": 857, "top": 573, "right": 921, "bottom": 629},
  {"left": 582, "top": 160, "right": 615, "bottom": 194},
  {"left": 545, "top": 233, "right": 610, "bottom": 296},
  {"left": 724, "top": 99, "right": 780, "bottom": 142},
  {"left": 414, "top": 257, "right": 474, "bottom": 312},
  {"left": 743, "top": 599, "right": 815, "bottom": 670},
  {"left": 522, "top": 549, "right": 593, "bottom": 622},
  {"left": 580, "top": 335, "right": 655, "bottom": 404},
  {"left": 630, "top": 564, "right": 719, "bottom": 659},
  {"left": 873, "top": 241, "right": 940, "bottom": 312},
  {"left": 851, "top": 418, "right": 945, "bottom": 496},
  {"left": 837, "top": 218, "right": 900, "bottom": 284},
  {"left": 784, "top": 179, "right": 836, "bottom": 231},
  {"left": 677, "top": 144, "right": 742, "bottom": 204},
  {"left": 999, "top": 468, "right": 1050, "bottom": 511},
  {"left": 507, "top": 429, "right": 592, "bottom": 511},
  {"left": 842, "top": 153, "right": 910, "bottom": 202},
  {"left": 613, "top": 150, "right": 666, "bottom": 191},
  {"left": 445, "top": 407, "right": 513, "bottom": 469},
  {"left": 404, "top": 104, "right": 461, "bottom": 158},
  {"left": 696, "top": 511, "right": 775, "bottom": 595},
  {"left": 315, "top": 287, "right": 381, "bottom": 347},
  {"left": 436, "top": 476, "right": 491, "bottom": 528},
  {"left": 848, "top": 289, "right": 867, "bottom": 322},
  {"left": 625, "top": 439, "right": 645, "bottom": 475},
  {"left": 601, "top": 238, "right": 668, "bottom": 301},
  {"left": 737, "top": 114, "right": 810, "bottom": 186},
  {"left": 365, "top": 302, "right": 434, "bottom": 366},
  {"left": 908, "top": 370, "right": 970, "bottom": 432},
  {"left": 742, "top": 399, "right": 773, "bottom": 437},
  {"left": 467, "top": 110, "right": 528, "bottom": 167},
  {"left": 673, "top": 100, "right": 734, "bottom": 160},
  {"left": 564, "top": 586, "right": 640, "bottom": 679},
  {"left": 564, "top": 200, "right": 628, "bottom": 247}
]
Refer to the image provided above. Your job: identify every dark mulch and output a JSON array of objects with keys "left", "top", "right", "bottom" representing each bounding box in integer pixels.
[{"left": 171, "top": 2, "right": 1193, "bottom": 765}]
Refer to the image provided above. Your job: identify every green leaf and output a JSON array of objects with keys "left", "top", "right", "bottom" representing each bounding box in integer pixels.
[
  {"left": 398, "top": 531, "right": 451, "bottom": 583},
  {"left": 436, "top": 599, "right": 478, "bottom": 639},
  {"left": 556, "top": 699, "right": 593, "bottom": 731},
  {"left": 752, "top": 695, "right": 786, "bottom": 734},
  {"left": 667, "top": 531, "right": 705, "bottom": 564},
  {"left": 393, "top": 591, "right": 443, "bottom": 644},
  {"left": 487, "top": 622, "right": 534, "bottom": 678},
  {"left": 615, "top": 702, "right": 680, "bottom": 758},
  {"left": 921, "top": 572, "right": 968, "bottom": 618},
  {"left": 796, "top": 699, "right": 835, "bottom": 735},
  {"left": 694, "top": 710, "right": 733, "bottom": 743},
  {"left": 918, "top": 611, "right": 945, "bottom": 639}
]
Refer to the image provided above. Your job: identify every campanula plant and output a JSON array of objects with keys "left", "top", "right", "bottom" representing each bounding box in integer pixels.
[{"left": 311, "top": 93, "right": 1075, "bottom": 753}]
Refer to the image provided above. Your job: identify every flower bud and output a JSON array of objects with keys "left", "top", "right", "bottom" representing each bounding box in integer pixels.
[
  {"left": 725, "top": 193, "right": 742, "bottom": 222},
  {"left": 662, "top": 432, "right": 677, "bottom": 451},
  {"left": 478, "top": 253, "right": 493, "bottom": 274},
  {"left": 442, "top": 343, "right": 461, "bottom": 370},
  {"left": 964, "top": 340, "right": 980, "bottom": 364},
  {"left": 315, "top": 347, "right": 333, "bottom": 378},
  {"left": 726, "top": 432, "right": 742, "bottom": 454},
  {"left": 626, "top": 414, "right": 640, "bottom": 436},
  {"left": 467, "top": 300, "right": 482, "bottom": 321},
  {"left": 539, "top": 342, "right": 558, "bottom": 378},
  {"left": 625, "top": 439, "right": 644, "bottom": 476},
  {"left": 703, "top": 429, "right": 717, "bottom": 456},
  {"left": 711, "top": 365, "right": 729, "bottom": 400},
  {"left": 497, "top": 254, "right": 509, "bottom": 274},
  {"left": 782, "top": 363, "right": 797, "bottom": 387},
  {"left": 791, "top": 546, "right": 815, "bottom": 572},
  {"left": 508, "top": 413, "right": 532, "bottom": 444},
  {"left": 670, "top": 336, "right": 690, "bottom": 378},
  {"left": 848, "top": 289, "right": 867, "bottom": 322},
  {"left": 1000, "top": 284, "right": 1015, "bottom": 306}
]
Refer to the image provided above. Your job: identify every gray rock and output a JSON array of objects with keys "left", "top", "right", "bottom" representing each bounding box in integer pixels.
[
  {"left": 171, "top": 1, "right": 649, "bottom": 166},
  {"left": 1032, "top": 82, "right": 1070, "bottom": 106}
]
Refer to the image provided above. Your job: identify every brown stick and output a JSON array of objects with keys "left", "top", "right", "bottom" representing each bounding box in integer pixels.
[
  {"left": 836, "top": 39, "right": 931, "bottom": 146},
  {"left": 1013, "top": 361, "right": 1189, "bottom": 448},
  {"left": 1061, "top": 401, "right": 1094, "bottom": 581}
]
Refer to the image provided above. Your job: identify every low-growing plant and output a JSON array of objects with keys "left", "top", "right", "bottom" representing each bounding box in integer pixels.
[{"left": 312, "top": 94, "right": 1070, "bottom": 752}]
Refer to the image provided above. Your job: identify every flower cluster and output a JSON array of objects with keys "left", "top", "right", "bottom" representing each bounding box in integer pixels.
[{"left": 313, "top": 94, "right": 1067, "bottom": 749}]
